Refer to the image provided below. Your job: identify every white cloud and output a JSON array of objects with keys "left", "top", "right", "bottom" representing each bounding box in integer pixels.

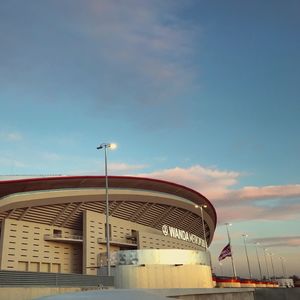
[
  {"left": 66, "top": 161, "right": 148, "bottom": 176},
  {"left": 0, "top": 131, "right": 23, "bottom": 141},
  {"left": 0, "top": 157, "right": 27, "bottom": 168},
  {"left": 253, "top": 236, "right": 300, "bottom": 248},
  {"left": 79, "top": 1, "right": 199, "bottom": 104},
  {"left": 41, "top": 152, "right": 62, "bottom": 161},
  {"left": 109, "top": 162, "right": 148, "bottom": 172}
]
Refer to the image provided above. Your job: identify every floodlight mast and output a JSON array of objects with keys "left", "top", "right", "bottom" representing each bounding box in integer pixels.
[
  {"left": 97, "top": 143, "right": 117, "bottom": 276},
  {"left": 195, "top": 204, "right": 208, "bottom": 250},
  {"left": 255, "top": 242, "right": 263, "bottom": 280},
  {"left": 242, "top": 234, "right": 252, "bottom": 279}
]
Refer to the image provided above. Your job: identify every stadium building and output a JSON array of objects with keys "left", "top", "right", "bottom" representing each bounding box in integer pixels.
[{"left": 0, "top": 176, "right": 217, "bottom": 288}]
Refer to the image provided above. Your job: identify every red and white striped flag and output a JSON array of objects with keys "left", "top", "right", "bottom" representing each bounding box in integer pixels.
[{"left": 218, "top": 243, "right": 232, "bottom": 261}]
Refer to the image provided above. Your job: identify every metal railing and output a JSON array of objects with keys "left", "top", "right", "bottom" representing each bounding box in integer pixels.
[
  {"left": 97, "top": 237, "right": 137, "bottom": 245},
  {"left": 0, "top": 270, "right": 114, "bottom": 287},
  {"left": 44, "top": 234, "right": 83, "bottom": 241}
]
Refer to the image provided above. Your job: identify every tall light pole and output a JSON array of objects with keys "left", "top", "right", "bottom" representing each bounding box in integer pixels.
[
  {"left": 263, "top": 248, "right": 270, "bottom": 280},
  {"left": 280, "top": 256, "right": 286, "bottom": 278},
  {"left": 242, "top": 234, "right": 252, "bottom": 279},
  {"left": 195, "top": 204, "right": 208, "bottom": 249},
  {"left": 225, "top": 223, "right": 237, "bottom": 278},
  {"left": 284, "top": 258, "right": 288, "bottom": 277},
  {"left": 255, "top": 242, "right": 263, "bottom": 280},
  {"left": 97, "top": 142, "right": 117, "bottom": 276},
  {"left": 269, "top": 252, "right": 276, "bottom": 280}
]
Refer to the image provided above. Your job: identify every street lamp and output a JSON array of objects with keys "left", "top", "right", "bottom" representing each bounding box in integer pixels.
[
  {"left": 263, "top": 248, "right": 270, "bottom": 280},
  {"left": 97, "top": 142, "right": 117, "bottom": 276},
  {"left": 269, "top": 252, "right": 276, "bottom": 280},
  {"left": 195, "top": 204, "right": 208, "bottom": 249},
  {"left": 242, "top": 234, "right": 252, "bottom": 279},
  {"left": 255, "top": 242, "right": 263, "bottom": 280},
  {"left": 279, "top": 256, "right": 287, "bottom": 278}
]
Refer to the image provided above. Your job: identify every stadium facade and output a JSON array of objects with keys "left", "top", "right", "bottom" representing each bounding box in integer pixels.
[{"left": 0, "top": 176, "right": 217, "bottom": 288}]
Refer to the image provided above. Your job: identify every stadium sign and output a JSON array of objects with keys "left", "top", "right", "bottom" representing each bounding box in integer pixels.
[{"left": 162, "top": 224, "right": 206, "bottom": 247}]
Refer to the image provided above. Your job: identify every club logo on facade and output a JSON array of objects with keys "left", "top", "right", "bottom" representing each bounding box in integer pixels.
[
  {"left": 162, "top": 224, "right": 169, "bottom": 236},
  {"left": 161, "top": 224, "right": 205, "bottom": 247}
]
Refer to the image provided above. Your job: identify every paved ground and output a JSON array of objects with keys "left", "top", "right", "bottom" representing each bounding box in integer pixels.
[
  {"left": 254, "top": 288, "right": 300, "bottom": 300},
  {"left": 37, "top": 289, "right": 170, "bottom": 300}
]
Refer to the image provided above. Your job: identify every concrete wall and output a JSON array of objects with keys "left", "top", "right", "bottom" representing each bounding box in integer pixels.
[
  {"left": 114, "top": 264, "right": 213, "bottom": 289},
  {"left": 0, "top": 218, "right": 82, "bottom": 273},
  {"left": 83, "top": 210, "right": 205, "bottom": 275},
  {"left": 0, "top": 287, "right": 87, "bottom": 300},
  {"left": 1, "top": 210, "right": 207, "bottom": 277},
  {"left": 84, "top": 211, "right": 203, "bottom": 251},
  {"left": 83, "top": 210, "right": 105, "bottom": 275}
]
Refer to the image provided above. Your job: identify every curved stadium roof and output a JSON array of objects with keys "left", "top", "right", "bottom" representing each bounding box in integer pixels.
[{"left": 0, "top": 176, "right": 217, "bottom": 246}]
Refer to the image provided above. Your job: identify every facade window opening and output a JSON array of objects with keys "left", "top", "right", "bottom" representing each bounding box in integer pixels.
[
  {"left": 126, "top": 230, "right": 138, "bottom": 243},
  {"left": 53, "top": 229, "right": 62, "bottom": 237}
]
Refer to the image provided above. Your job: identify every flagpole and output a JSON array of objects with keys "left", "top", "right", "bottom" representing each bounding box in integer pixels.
[
  {"left": 225, "top": 223, "right": 237, "bottom": 278},
  {"left": 219, "top": 262, "right": 224, "bottom": 276}
]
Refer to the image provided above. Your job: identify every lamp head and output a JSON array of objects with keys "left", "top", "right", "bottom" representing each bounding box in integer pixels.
[
  {"left": 97, "top": 143, "right": 117, "bottom": 150},
  {"left": 195, "top": 204, "right": 207, "bottom": 209}
]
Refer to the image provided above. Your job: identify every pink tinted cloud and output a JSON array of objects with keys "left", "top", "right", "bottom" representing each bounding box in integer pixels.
[
  {"left": 217, "top": 205, "right": 264, "bottom": 223},
  {"left": 253, "top": 236, "right": 300, "bottom": 248},
  {"left": 109, "top": 162, "right": 148, "bottom": 172},
  {"left": 227, "top": 185, "right": 300, "bottom": 201},
  {"left": 137, "top": 165, "right": 240, "bottom": 200},
  {"left": 217, "top": 202, "right": 300, "bottom": 223},
  {"left": 136, "top": 165, "right": 300, "bottom": 222}
]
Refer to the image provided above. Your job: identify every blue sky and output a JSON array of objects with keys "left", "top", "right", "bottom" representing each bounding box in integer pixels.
[{"left": 1, "top": 0, "right": 299, "bottom": 278}]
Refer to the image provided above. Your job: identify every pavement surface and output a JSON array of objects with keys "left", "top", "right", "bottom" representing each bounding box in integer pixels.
[{"left": 36, "top": 289, "right": 170, "bottom": 300}]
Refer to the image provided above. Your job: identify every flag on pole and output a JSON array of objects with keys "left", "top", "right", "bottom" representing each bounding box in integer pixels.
[{"left": 218, "top": 243, "right": 232, "bottom": 261}]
